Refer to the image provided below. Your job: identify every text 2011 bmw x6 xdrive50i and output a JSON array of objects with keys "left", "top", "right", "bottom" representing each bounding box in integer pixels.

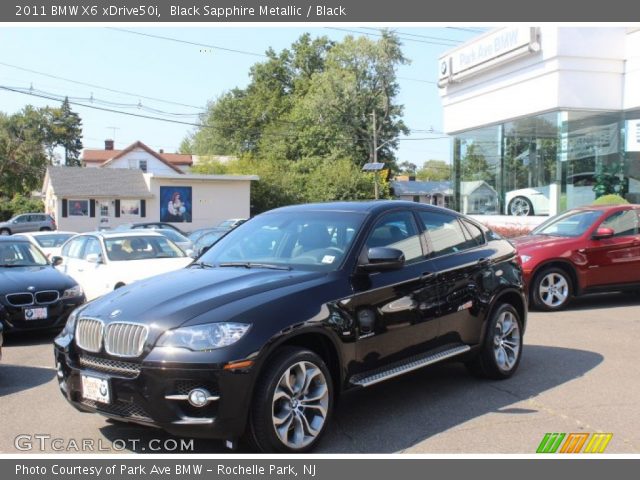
[{"left": 54, "top": 201, "right": 527, "bottom": 452}]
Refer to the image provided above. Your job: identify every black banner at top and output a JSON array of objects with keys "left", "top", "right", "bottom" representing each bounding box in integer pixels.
[{"left": 2, "top": 0, "right": 638, "bottom": 22}]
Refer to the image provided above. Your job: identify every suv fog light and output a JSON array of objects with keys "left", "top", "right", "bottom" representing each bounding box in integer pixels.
[{"left": 188, "top": 388, "right": 210, "bottom": 408}]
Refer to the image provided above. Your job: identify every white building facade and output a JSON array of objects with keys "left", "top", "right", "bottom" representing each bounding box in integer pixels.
[{"left": 439, "top": 27, "right": 640, "bottom": 217}]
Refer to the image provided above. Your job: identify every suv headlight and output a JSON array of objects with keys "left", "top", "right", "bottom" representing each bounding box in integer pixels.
[
  {"left": 61, "top": 285, "right": 84, "bottom": 299},
  {"left": 61, "top": 308, "right": 80, "bottom": 337},
  {"left": 156, "top": 323, "right": 250, "bottom": 352}
]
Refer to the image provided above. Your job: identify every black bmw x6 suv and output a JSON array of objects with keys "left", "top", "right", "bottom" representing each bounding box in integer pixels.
[{"left": 55, "top": 201, "right": 526, "bottom": 452}]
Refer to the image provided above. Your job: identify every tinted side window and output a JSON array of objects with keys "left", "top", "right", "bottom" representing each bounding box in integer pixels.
[
  {"left": 365, "top": 211, "right": 423, "bottom": 264},
  {"left": 14, "top": 215, "right": 28, "bottom": 223},
  {"left": 461, "top": 219, "right": 485, "bottom": 246},
  {"left": 63, "top": 237, "right": 87, "bottom": 259},
  {"left": 419, "top": 211, "right": 476, "bottom": 257},
  {"left": 600, "top": 210, "right": 639, "bottom": 237}
]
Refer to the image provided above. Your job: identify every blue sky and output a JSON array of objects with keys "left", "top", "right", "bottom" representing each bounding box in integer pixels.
[{"left": 0, "top": 27, "right": 482, "bottom": 166}]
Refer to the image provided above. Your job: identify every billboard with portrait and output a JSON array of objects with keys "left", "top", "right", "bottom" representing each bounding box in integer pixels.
[{"left": 159, "top": 186, "right": 192, "bottom": 223}]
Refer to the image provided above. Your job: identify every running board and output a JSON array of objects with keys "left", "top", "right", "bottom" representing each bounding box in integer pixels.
[{"left": 350, "top": 344, "right": 471, "bottom": 387}]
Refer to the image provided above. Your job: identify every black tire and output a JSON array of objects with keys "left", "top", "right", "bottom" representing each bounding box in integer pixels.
[
  {"left": 466, "top": 303, "right": 523, "bottom": 380},
  {"left": 531, "top": 267, "right": 572, "bottom": 311},
  {"left": 247, "top": 347, "right": 333, "bottom": 453},
  {"left": 508, "top": 196, "right": 534, "bottom": 216},
  {"left": 39, "top": 227, "right": 51, "bottom": 231},
  {"left": 0, "top": 228, "right": 11, "bottom": 235}
]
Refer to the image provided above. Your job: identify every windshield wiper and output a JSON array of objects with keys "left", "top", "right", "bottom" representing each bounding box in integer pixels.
[
  {"left": 218, "top": 262, "right": 291, "bottom": 271},
  {"left": 191, "top": 261, "right": 216, "bottom": 269}
]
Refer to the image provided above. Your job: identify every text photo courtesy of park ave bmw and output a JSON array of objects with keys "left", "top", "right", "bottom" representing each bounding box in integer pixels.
[{"left": 1, "top": 3, "right": 640, "bottom": 475}]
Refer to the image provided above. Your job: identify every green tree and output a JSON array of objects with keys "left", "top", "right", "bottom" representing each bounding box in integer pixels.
[
  {"left": 184, "top": 31, "right": 408, "bottom": 169},
  {"left": 0, "top": 109, "right": 49, "bottom": 197},
  {"left": 398, "top": 161, "right": 418, "bottom": 175},
  {"left": 416, "top": 159, "right": 451, "bottom": 181},
  {"left": 50, "top": 97, "right": 83, "bottom": 166}
]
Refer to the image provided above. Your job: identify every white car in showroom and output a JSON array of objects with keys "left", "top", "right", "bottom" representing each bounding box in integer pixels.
[
  {"left": 505, "top": 173, "right": 632, "bottom": 216},
  {"left": 53, "top": 231, "right": 192, "bottom": 300}
]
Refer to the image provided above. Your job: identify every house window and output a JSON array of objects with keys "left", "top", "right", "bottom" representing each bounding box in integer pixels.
[
  {"left": 120, "top": 200, "right": 140, "bottom": 216},
  {"left": 139, "top": 160, "right": 148, "bottom": 172},
  {"left": 69, "top": 200, "right": 89, "bottom": 216}
]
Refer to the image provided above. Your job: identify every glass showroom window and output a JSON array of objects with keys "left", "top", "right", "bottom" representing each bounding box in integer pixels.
[
  {"left": 503, "top": 112, "right": 560, "bottom": 217},
  {"left": 563, "top": 111, "right": 623, "bottom": 210},
  {"left": 453, "top": 125, "right": 501, "bottom": 215},
  {"left": 624, "top": 110, "right": 640, "bottom": 204}
]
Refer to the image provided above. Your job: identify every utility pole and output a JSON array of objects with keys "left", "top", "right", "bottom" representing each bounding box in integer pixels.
[{"left": 371, "top": 111, "right": 379, "bottom": 199}]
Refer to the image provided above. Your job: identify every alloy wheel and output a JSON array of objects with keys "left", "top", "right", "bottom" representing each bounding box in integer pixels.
[
  {"left": 271, "top": 360, "right": 329, "bottom": 449},
  {"left": 510, "top": 197, "right": 531, "bottom": 216},
  {"left": 539, "top": 272, "right": 569, "bottom": 308},
  {"left": 493, "top": 310, "right": 521, "bottom": 372}
]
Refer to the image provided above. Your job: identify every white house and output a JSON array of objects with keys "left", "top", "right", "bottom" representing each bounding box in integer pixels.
[
  {"left": 82, "top": 140, "right": 193, "bottom": 174},
  {"left": 42, "top": 167, "right": 258, "bottom": 232}
]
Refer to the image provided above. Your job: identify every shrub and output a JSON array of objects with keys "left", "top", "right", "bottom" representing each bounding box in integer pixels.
[
  {"left": 0, "top": 194, "right": 45, "bottom": 222},
  {"left": 592, "top": 194, "right": 629, "bottom": 206},
  {"left": 485, "top": 224, "right": 533, "bottom": 239}
]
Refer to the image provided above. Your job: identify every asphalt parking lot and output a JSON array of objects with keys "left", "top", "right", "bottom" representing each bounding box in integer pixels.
[{"left": 1, "top": 292, "right": 639, "bottom": 454}]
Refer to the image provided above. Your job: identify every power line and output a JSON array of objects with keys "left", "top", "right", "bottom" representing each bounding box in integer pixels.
[
  {"left": 0, "top": 61, "right": 204, "bottom": 110},
  {"left": 1, "top": 84, "right": 450, "bottom": 150},
  {"left": 361, "top": 28, "right": 462, "bottom": 44},
  {"left": 0, "top": 85, "right": 210, "bottom": 129},
  {"left": 109, "top": 29, "right": 439, "bottom": 87},
  {"left": 325, "top": 27, "right": 460, "bottom": 47},
  {"left": 108, "top": 28, "right": 267, "bottom": 58},
  {"left": 446, "top": 27, "right": 486, "bottom": 33}
]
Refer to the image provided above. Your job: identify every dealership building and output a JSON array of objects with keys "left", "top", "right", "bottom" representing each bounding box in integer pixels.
[{"left": 439, "top": 27, "right": 640, "bottom": 217}]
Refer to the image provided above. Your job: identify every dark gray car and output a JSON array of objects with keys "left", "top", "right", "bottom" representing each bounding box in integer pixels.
[{"left": 0, "top": 213, "right": 56, "bottom": 235}]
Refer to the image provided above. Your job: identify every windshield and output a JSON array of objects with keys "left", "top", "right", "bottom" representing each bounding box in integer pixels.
[
  {"left": 104, "top": 236, "right": 186, "bottom": 261},
  {"left": 155, "top": 229, "right": 189, "bottom": 243},
  {"left": 198, "top": 211, "right": 366, "bottom": 271},
  {"left": 532, "top": 210, "right": 603, "bottom": 237},
  {"left": 195, "top": 230, "right": 227, "bottom": 249},
  {"left": 0, "top": 241, "right": 49, "bottom": 267},
  {"left": 33, "top": 234, "right": 75, "bottom": 248}
]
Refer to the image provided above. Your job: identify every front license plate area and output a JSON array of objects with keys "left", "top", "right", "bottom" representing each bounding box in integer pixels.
[
  {"left": 81, "top": 374, "right": 111, "bottom": 404},
  {"left": 24, "top": 307, "right": 48, "bottom": 320}
]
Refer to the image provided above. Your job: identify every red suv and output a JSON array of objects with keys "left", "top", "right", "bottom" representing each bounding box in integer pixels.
[{"left": 511, "top": 204, "right": 640, "bottom": 311}]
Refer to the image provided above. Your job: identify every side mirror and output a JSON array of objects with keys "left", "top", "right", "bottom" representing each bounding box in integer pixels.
[
  {"left": 593, "top": 227, "right": 614, "bottom": 240},
  {"left": 85, "top": 253, "right": 102, "bottom": 264},
  {"left": 359, "top": 247, "right": 405, "bottom": 272},
  {"left": 199, "top": 245, "right": 212, "bottom": 256},
  {"left": 51, "top": 256, "right": 63, "bottom": 267}
]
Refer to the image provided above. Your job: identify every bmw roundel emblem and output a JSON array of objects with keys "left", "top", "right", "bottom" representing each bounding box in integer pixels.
[
  {"left": 27, "top": 286, "right": 36, "bottom": 292},
  {"left": 441, "top": 61, "right": 448, "bottom": 75},
  {"left": 109, "top": 309, "right": 122, "bottom": 318}
]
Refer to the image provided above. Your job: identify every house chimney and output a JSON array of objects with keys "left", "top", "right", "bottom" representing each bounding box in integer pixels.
[
  {"left": 105, "top": 139, "right": 114, "bottom": 151},
  {"left": 159, "top": 149, "right": 164, "bottom": 154}
]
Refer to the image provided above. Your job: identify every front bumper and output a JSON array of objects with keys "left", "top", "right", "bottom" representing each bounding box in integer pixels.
[
  {"left": 54, "top": 337, "right": 255, "bottom": 440},
  {"left": 0, "top": 297, "right": 84, "bottom": 332}
]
